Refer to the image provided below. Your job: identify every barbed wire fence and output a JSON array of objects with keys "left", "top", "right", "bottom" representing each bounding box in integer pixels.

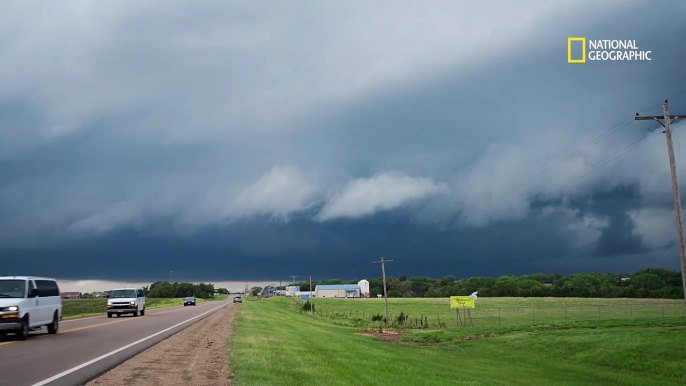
[{"left": 308, "top": 302, "right": 684, "bottom": 329}]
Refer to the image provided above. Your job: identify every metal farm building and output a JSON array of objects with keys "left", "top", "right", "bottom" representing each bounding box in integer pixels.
[{"left": 315, "top": 284, "right": 361, "bottom": 298}]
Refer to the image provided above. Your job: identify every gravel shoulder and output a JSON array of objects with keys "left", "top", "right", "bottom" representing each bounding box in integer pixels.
[{"left": 86, "top": 303, "right": 236, "bottom": 386}]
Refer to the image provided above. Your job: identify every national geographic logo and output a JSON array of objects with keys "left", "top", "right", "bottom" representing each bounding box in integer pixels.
[{"left": 568, "top": 38, "right": 652, "bottom": 63}]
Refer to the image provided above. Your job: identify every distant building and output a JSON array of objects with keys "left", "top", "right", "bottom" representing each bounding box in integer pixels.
[
  {"left": 261, "top": 286, "right": 276, "bottom": 296},
  {"left": 315, "top": 284, "right": 361, "bottom": 298},
  {"left": 91, "top": 292, "right": 106, "bottom": 298},
  {"left": 60, "top": 292, "right": 82, "bottom": 299}
]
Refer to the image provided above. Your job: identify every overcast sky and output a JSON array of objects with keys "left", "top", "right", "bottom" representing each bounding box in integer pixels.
[{"left": 2, "top": 0, "right": 686, "bottom": 290}]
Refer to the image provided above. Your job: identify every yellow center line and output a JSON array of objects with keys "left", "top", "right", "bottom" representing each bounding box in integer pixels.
[{"left": 0, "top": 306, "right": 193, "bottom": 346}]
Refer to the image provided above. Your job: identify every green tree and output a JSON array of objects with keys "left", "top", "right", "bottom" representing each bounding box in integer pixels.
[{"left": 493, "top": 276, "right": 520, "bottom": 297}]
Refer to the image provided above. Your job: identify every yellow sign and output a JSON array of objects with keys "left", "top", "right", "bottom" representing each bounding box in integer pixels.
[{"left": 450, "top": 296, "right": 475, "bottom": 309}]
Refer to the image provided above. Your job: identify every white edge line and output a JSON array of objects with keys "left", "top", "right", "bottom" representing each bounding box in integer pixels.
[{"left": 31, "top": 303, "right": 227, "bottom": 386}]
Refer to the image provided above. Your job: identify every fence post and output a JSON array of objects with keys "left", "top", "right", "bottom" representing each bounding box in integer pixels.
[
  {"left": 532, "top": 305, "right": 535, "bottom": 324},
  {"left": 564, "top": 303, "right": 567, "bottom": 322},
  {"left": 597, "top": 305, "right": 600, "bottom": 319},
  {"left": 498, "top": 307, "right": 501, "bottom": 326}
]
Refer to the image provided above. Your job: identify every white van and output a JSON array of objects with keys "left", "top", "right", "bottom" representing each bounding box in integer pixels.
[
  {"left": 0, "top": 276, "right": 62, "bottom": 340},
  {"left": 107, "top": 288, "right": 146, "bottom": 317}
]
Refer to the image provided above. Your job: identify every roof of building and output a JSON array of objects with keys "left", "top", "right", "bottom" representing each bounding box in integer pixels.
[
  {"left": 60, "top": 292, "right": 81, "bottom": 296},
  {"left": 315, "top": 284, "right": 359, "bottom": 291}
]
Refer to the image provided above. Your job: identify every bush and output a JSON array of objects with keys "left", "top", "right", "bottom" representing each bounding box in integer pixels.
[
  {"left": 371, "top": 314, "right": 384, "bottom": 322},
  {"left": 302, "top": 301, "right": 315, "bottom": 312},
  {"left": 395, "top": 311, "right": 408, "bottom": 325}
]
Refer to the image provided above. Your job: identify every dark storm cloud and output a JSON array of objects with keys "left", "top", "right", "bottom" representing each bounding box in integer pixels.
[{"left": 2, "top": 1, "right": 686, "bottom": 282}]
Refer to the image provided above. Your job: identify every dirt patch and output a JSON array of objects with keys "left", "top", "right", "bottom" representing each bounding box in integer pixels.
[
  {"left": 358, "top": 328, "right": 499, "bottom": 346},
  {"left": 358, "top": 328, "right": 417, "bottom": 345},
  {"left": 86, "top": 305, "right": 236, "bottom": 386}
]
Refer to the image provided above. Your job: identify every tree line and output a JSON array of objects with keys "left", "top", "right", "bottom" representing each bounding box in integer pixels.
[
  {"left": 143, "top": 281, "right": 219, "bottom": 298},
  {"left": 284, "top": 268, "right": 684, "bottom": 299}
]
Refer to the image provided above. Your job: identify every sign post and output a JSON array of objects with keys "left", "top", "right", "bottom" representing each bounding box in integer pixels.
[{"left": 450, "top": 296, "right": 475, "bottom": 327}]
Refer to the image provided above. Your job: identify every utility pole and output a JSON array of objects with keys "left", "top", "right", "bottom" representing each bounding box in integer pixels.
[
  {"left": 309, "top": 275, "right": 313, "bottom": 313},
  {"left": 373, "top": 257, "right": 393, "bottom": 324},
  {"left": 636, "top": 99, "right": 686, "bottom": 318},
  {"left": 290, "top": 275, "right": 298, "bottom": 296}
]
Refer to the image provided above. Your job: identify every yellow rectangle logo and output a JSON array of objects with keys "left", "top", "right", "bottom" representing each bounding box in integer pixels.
[
  {"left": 450, "top": 296, "right": 475, "bottom": 308},
  {"left": 568, "top": 37, "right": 586, "bottom": 63}
]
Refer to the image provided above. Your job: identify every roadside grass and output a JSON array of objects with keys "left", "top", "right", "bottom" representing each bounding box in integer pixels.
[
  {"left": 311, "top": 297, "right": 685, "bottom": 327},
  {"left": 229, "top": 297, "right": 686, "bottom": 386},
  {"left": 62, "top": 296, "right": 225, "bottom": 319}
]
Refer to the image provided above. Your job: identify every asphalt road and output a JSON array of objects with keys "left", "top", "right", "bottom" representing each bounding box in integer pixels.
[{"left": 0, "top": 297, "right": 234, "bottom": 386}]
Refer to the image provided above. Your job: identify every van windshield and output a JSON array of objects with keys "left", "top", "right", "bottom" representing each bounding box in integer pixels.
[
  {"left": 110, "top": 289, "right": 137, "bottom": 298},
  {"left": 0, "top": 280, "right": 25, "bottom": 298}
]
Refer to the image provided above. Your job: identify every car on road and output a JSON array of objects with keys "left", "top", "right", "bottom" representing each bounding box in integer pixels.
[
  {"left": 107, "top": 288, "right": 146, "bottom": 318},
  {"left": 183, "top": 296, "right": 196, "bottom": 306},
  {"left": 233, "top": 296, "right": 242, "bottom": 303},
  {"left": 0, "top": 276, "right": 62, "bottom": 340}
]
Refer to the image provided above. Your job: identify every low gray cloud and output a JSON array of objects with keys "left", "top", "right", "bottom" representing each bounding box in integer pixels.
[{"left": 1, "top": 0, "right": 686, "bottom": 280}]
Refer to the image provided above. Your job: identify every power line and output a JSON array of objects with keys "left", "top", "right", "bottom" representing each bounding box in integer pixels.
[
  {"left": 554, "top": 129, "right": 667, "bottom": 190},
  {"left": 503, "top": 89, "right": 686, "bottom": 197},
  {"left": 375, "top": 91, "right": 686, "bottom": 263},
  {"left": 503, "top": 118, "right": 633, "bottom": 195}
]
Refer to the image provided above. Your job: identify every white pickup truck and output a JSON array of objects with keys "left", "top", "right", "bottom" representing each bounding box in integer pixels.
[{"left": 107, "top": 288, "right": 146, "bottom": 318}]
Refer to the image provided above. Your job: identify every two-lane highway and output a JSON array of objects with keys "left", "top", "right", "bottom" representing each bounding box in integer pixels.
[{"left": 0, "top": 297, "right": 233, "bottom": 386}]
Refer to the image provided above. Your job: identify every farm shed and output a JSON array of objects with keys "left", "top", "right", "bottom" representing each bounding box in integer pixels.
[{"left": 315, "top": 284, "right": 360, "bottom": 298}]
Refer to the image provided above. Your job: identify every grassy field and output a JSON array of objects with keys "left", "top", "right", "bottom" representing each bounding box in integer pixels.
[
  {"left": 229, "top": 297, "right": 686, "bottom": 386},
  {"left": 309, "top": 297, "right": 685, "bottom": 328},
  {"left": 62, "top": 295, "right": 228, "bottom": 319}
]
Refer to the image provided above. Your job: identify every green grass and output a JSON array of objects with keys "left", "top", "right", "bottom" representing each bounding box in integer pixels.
[
  {"left": 310, "top": 297, "right": 685, "bottom": 328},
  {"left": 61, "top": 295, "right": 226, "bottom": 319},
  {"left": 229, "top": 297, "right": 686, "bottom": 386}
]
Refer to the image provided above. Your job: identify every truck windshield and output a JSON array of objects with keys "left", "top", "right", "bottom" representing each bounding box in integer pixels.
[
  {"left": 110, "top": 289, "right": 137, "bottom": 298},
  {"left": 0, "top": 280, "right": 25, "bottom": 298}
]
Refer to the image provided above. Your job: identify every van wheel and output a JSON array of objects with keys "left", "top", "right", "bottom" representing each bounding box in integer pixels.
[
  {"left": 107, "top": 313, "right": 112, "bottom": 318},
  {"left": 133, "top": 307, "right": 139, "bottom": 317},
  {"left": 47, "top": 312, "right": 59, "bottom": 334},
  {"left": 18, "top": 317, "right": 30, "bottom": 340},
  {"left": 140, "top": 308, "right": 145, "bottom": 316}
]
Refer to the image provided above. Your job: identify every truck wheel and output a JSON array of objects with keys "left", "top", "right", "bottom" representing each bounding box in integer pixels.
[
  {"left": 18, "top": 316, "right": 30, "bottom": 340},
  {"left": 133, "top": 307, "right": 139, "bottom": 317},
  {"left": 107, "top": 313, "right": 112, "bottom": 318},
  {"left": 140, "top": 308, "right": 145, "bottom": 316},
  {"left": 47, "top": 312, "right": 59, "bottom": 334}
]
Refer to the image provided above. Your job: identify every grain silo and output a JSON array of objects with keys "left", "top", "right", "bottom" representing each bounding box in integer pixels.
[{"left": 358, "top": 279, "right": 370, "bottom": 297}]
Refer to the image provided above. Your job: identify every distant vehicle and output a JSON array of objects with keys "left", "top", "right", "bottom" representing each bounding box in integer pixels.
[
  {"left": 233, "top": 296, "right": 242, "bottom": 303},
  {"left": 0, "top": 276, "right": 62, "bottom": 340},
  {"left": 184, "top": 296, "right": 196, "bottom": 306},
  {"left": 107, "top": 288, "right": 146, "bottom": 318}
]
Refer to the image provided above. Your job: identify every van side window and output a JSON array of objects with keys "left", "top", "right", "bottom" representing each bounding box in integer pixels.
[
  {"left": 36, "top": 280, "right": 60, "bottom": 297},
  {"left": 137, "top": 289, "right": 144, "bottom": 297}
]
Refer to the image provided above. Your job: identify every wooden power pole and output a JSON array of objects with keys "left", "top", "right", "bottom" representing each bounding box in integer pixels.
[
  {"left": 309, "top": 275, "right": 313, "bottom": 313},
  {"left": 373, "top": 257, "right": 393, "bottom": 324},
  {"left": 636, "top": 99, "right": 686, "bottom": 318}
]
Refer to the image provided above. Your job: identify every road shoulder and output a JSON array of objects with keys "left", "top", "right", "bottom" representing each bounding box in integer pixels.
[{"left": 86, "top": 303, "right": 235, "bottom": 386}]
